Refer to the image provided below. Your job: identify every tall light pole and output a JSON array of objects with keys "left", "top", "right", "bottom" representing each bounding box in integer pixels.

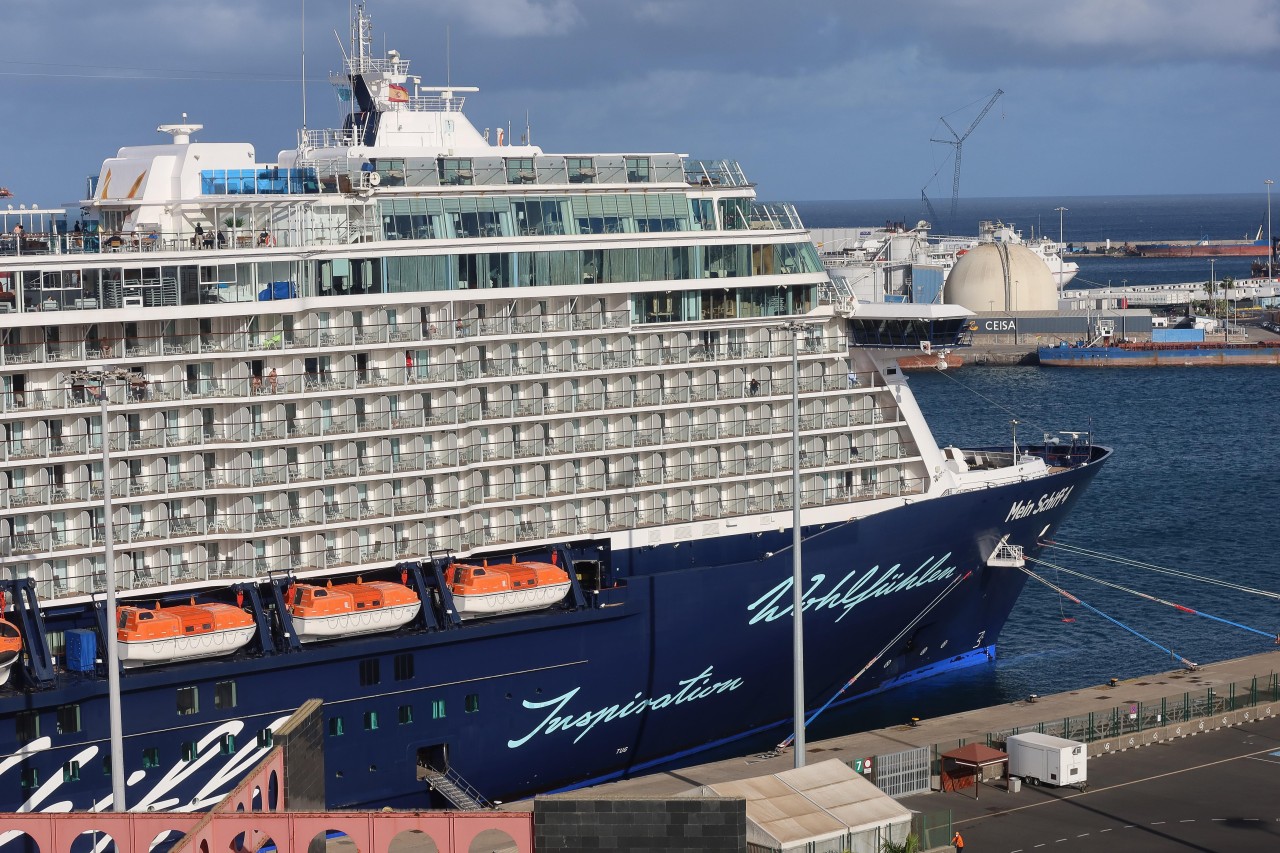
[
  {"left": 780, "top": 320, "right": 809, "bottom": 768},
  {"left": 1209, "top": 258, "right": 1217, "bottom": 333},
  {"left": 1266, "top": 179, "right": 1274, "bottom": 280},
  {"left": 1054, "top": 207, "right": 1068, "bottom": 295},
  {"left": 71, "top": 366, "right": 130, "bottom": 812}
]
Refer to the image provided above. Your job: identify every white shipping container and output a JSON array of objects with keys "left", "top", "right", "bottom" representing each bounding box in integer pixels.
[{"left": 1006, "top": 733, "right": 1087, "bottom": 788}]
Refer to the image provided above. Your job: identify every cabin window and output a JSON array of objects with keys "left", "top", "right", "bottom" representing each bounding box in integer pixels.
[
  {"left": 21, "top": 768, "right": 38, "bottom": 789},
  {"left": 101, "top": 755, "right": 111, "bottom": 776},
  {"left": 431, "top": 700, "right": 446, "bottom": 720},
  {"left": 214, "top": 680, "right": 237, "bottom": 710},
  {"left": 56, "top": 704, "right": 82, "bottom": 735},
  {"left": 363, "top": 711, "right": 379, "bottom": 731},
  {"left": 329, "top": 716, "right": 345, "bottom": 737},
  {"left": 63, "top": 761, "right": 81, "bottom": 783},
  {"left": 465, "top": 694, "right": 481, "bottom": 714},
  {"left": 177, "top": 686, "right": 199, "bottom": 716},
  {"left": 182, "top": 741, "right": 197, "bottom": 761},
  {"left": 16, "top": 711, "right": 40, "bottom": 745},
  {"left": 257, "top": 729, "right": 274, "bottom": 749},
  {"left": 142, "top": 747, "right": 160, "bottom": 769},
  {"left": 394, "top": 653, "right": 414, "bottom": 681},
  {"left": 397, "top": 705, "right": 414, "bottom": 725},
  {"left": 359, "top": 658, "right": 381, "bottom": 686},
  {"left": 219, "top": 734, "right": 236, "bottom": 756},
  {"left": 118, "top": 612, "right": 130, "bottom": 629}
]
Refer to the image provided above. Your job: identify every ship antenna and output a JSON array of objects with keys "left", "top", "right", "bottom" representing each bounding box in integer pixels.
[
  {"left": 300, "top": 0, "right": 307, "bottom": 135},
  {"left": 446, "top": 24, "right": 452, "bottom": 89}
]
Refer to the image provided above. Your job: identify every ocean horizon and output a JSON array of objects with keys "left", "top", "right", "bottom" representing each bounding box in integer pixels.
[{"left": 793, "top": 193, "right": 1273, "bottom": 245}]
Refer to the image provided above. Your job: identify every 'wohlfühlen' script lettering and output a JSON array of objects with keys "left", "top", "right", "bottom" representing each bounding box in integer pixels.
[
  {"left": 747, "top": 554, "right": 957, "bottom": 625},
  {"left": 508, "top": 666, "right": 743, "bottom": 748}
]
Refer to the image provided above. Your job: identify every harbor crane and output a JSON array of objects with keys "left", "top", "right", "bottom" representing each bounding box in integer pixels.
[{"left": 930, "top": 89, "right": 1004, "bottom": 218}]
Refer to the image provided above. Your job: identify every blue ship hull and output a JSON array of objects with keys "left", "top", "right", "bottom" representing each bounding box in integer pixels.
[{"left": 0, "top": 447, "right": 1108, "bottom": 814}]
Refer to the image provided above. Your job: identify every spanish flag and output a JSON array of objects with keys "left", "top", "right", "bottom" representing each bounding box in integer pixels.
[{"left": 389, "top": 83, "right": 409, "bottom": 103}]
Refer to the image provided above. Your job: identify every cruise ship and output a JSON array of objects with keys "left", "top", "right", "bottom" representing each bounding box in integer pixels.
[{"left": 0, "top": 6, "right": 1110, "bottom": 816}]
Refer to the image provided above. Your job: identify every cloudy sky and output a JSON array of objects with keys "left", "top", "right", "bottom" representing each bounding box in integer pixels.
[{"left": 3, "top": 0, "right": 1278, "bottom": 208}]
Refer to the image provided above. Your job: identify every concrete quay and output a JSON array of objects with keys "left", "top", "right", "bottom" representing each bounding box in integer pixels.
[{"left": 579, "top": 649, "right": 1280, "bottom": 799}]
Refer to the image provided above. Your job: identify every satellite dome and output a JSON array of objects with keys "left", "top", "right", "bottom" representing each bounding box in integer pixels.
[{"left": 944, "top": 242, "right": 1058, "bottom": 312}]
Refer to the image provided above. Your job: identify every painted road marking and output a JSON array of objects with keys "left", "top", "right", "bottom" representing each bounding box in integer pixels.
[
  {"left": 1100, "top": 828, "right": 1113, "bottom": 832},
  {"left": 954, "top": 742, "right": 1280, "bottom": 827},
  {"left": 1151, "top": 821, "right": 1165, "bottom": 825}
]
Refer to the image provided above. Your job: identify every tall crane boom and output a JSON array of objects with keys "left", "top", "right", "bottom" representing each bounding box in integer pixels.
[{"left": 930, "top": 89, "right": 1003, "bottom": 218}]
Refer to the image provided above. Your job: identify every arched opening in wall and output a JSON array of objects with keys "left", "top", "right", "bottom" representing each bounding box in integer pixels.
[
  {"left": 147, "top": 829, "right": 186, "bottom": 853},
  {"left": 388, "top": 829, "right": 441, "bottom": 853},
  {"left": 267, "top": 770, "right": 280, "bottom": 811},
  {"left": 0, "top": 830, "right": 40, "bottom": 853},
  {"left": 468, "top": 829, "right": 518, "bottom": 853},
  {"left": 251, "top": 785, "right": 263, "bottom": 812},
  {"left": 307, "top": 828, "right": 357, "bottom": 853},
  {"left": 70, "top": 830, "right": 116, "bottom": 853}
]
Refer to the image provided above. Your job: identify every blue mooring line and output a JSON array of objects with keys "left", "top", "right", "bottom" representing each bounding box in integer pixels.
[{"left": 1073, "top": 596, "right": 1190, "bottom": 665}]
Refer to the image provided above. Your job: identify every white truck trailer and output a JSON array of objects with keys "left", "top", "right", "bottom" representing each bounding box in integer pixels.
[{"left": 1006, "top": 733, "right": 1087, "bottom": 788}]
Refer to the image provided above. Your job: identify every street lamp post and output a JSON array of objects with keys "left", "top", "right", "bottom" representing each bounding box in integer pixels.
[
  {"left": 1054, "top": 207, "right": 1068, "bottom": 295},
  {"left": 780, "top": 320, "right": 809, "bottom": 768},
  {"left": 1266, "top": 179, "right": 1274, "bottom": 280},
  {"left": 70, "top": 366, "right": 130, "bottom": 812}
]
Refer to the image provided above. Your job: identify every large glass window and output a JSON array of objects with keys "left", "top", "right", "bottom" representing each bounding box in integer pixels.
[
  {"left": 625, "top": 157, "right": 651, "bottom": 183},
  {"left": 566, "top": 157, "right": 595, "bottom": 183},
  {"left": 718, "top": 197, "right": 750, "bottom": 231},
  {"left": 512, "top": 198, "right": 568, "bottom": 236},
  {"left": 506, "top": 158, "right": 536, "bottom": 184},
  {"left": 438, "top": 158, "right": 474, "bottom": 186}
]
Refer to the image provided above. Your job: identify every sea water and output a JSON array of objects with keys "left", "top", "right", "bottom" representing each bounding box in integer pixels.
[{"left": 811, "top": 365, "right": 1280, "bottom": 736}]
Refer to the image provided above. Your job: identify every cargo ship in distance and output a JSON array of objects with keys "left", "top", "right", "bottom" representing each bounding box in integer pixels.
[
  {"left": 0, "top": 4, "right": 1110, "bottom": 818},
  {"left": 1129, "top": 227, "right": 1274, "bottom": 258}
]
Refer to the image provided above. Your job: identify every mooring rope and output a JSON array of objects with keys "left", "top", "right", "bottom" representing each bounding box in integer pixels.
[
  {"left": 1044, "top": 539, "right": 1280, "bottom": 601},
  {"left": 1027, "top": 555, "right": 1277, "bottom": 642},
  {"left": 1016, "top": 563, "right": 1197, "bottom": 669}
]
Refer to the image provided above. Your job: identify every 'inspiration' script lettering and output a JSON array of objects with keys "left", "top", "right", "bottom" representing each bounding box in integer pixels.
[{"left": 508, "top": 665, "right": 743, "bottom": 749}]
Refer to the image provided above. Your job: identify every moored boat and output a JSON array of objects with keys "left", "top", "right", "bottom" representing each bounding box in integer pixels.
[
  {"left": 116, "top": 601, "right": 256, "bottom": 667},
  {"left": 1038, "top": 340, "right": 1280, "bottom": 367},
  {"left": 448, "top": 559, "right": 571, "bottom": 618},
  {"left": 287, "top": 579, "right": 421, "bottom": 641}
]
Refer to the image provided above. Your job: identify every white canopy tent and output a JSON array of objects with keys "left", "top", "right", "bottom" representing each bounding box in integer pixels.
[{"left": 687, "top": 759, "right": 914, "bottom": 853}]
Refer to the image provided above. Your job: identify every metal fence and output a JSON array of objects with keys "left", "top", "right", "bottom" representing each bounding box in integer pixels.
[
  {"left": 871, "top": 746, "right": 931, "bottom": 798},
  {"left": 911, "top": 810, "right": 953, "bottom": 851},
  {"left": 986, "top": 673, "right": 1280, "bottom": 747}
]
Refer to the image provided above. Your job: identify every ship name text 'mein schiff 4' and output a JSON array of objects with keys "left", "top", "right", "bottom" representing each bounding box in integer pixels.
[{"left": 0, "top": 4, "right": 1109, "bottom": 816}]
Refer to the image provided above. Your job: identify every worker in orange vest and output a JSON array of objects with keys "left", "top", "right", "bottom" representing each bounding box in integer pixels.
[{"left": 953, "top": 830, "right": 965, "bottom": 850}]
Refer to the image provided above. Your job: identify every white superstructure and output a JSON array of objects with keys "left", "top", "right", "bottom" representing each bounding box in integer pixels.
[{"left": 0, "top": 5, "right": 1047, "bottom": 612}]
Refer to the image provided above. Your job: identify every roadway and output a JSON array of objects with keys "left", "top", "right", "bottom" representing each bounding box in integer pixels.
[{"left": 924, "top": 714, "right": 1280, "bottom": 852}]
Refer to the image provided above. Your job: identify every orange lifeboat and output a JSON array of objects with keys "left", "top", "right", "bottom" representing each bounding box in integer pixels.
[
  {"left": 448, "top": 558, "right": 571, "bottom": 619},
  {"left": 116, "top": 601, "right": 256, "bottom": 668},
  {"left": 286, "top": 579, "right": 420, "bottom": 642},
  {"left": 0, "top": 614, "right": 22, "bottom": 686}
]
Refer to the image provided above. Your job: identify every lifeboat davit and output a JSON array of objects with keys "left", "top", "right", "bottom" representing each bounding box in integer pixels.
[
  {"left": 449, "top": 559, "right": 571, "bottom": 619},
  {"left": 116, "top": 601, "right": 256, "bottom": 668},
  {"left": 0, "top": 617, "right": 22, "bottom": 686},
  {"left": 286, "top": 579, "right": 420, "bottom": 642}
]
